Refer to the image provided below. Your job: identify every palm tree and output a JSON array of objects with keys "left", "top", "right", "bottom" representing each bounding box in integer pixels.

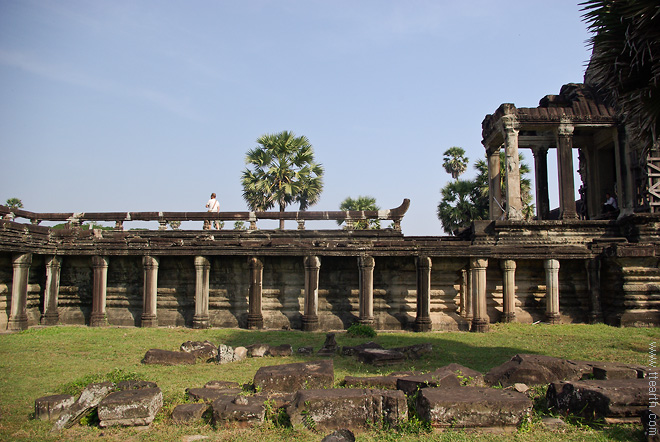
[
  {"left": 241, "top": 131, "right": 324, "bottom": 229},
  {"left": 442, "top": 147, "right": 469, "bottom": 180},
  {"left": 437, "top": 179, "right": 481, "bottom": 235},
  {"left": 337, "top": 196, "right": 380, "bottom": 230},
  {"left": 5, "top": 198, "right": 23, "bottom": 210},
  {"left": 582, "top": 0, "right": 660, "bottom": 156}
]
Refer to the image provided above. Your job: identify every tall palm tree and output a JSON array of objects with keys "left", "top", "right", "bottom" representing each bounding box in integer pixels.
[
  {"left": 437, "top": 179, "right": 481, "bottom": 235},
  {"left": 241, "top": 131, "right": 324, "bottom": 229},
  {"left": 337, "top": 196, "right": 380, "bottom": 230},
  {"left": 5, "top": 198, "right": 23, "bottom": 210},
  {"left": 442, "top": 147, "right": 469, "bottom": 180}
]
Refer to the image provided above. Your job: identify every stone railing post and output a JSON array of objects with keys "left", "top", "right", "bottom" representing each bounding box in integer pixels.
[
  {"left": 358, "top": 255, "right": 375, "bottom": 326},
  {"left": 141, "top": 256, "right": 159, "bottom": 328},
  {"left": 247, "top": 257, "right": 264, "bottom": 329},
  {"left": 41, "top": 255, "right": 62, "bottom": 326},
  {"left": 470, "top": 257, "right": 489, "bottom": 332},
  {"left": 544, "top": 259, "right": 561, "bottom": 324},
  {"left": 90, "top": 256, "right": 109, "bottom": 327},
  {"left": 8, "top": 253, "right": 32, "bottom": 331},
  {"left": 414, "top": 256, "right": 432, "bottom": 332},
  {"left": 302, "top": 255, "right": 321, "bottom": 331},
  {"left": 193, "top": 256, "right": 210, "bottom": 329},
  {"left": 500, "top": 259, "right": 517, "bottom": 323}
]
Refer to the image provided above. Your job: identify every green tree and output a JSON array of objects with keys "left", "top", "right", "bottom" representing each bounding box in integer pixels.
[
  {"left": 337, "top": 196, "right": 380, "bottom": 230},
  {"left": 442, "top": 147, "right": 469, "bottom": 180},
  {"left": 582, "top": 0, "right": 660, "bottom": 156},
  {"left": 241, "top": 131, "right": 324, "bottom": 229},
  {"left": 5, "top": 198, "right": 23, "bottom": 210}
]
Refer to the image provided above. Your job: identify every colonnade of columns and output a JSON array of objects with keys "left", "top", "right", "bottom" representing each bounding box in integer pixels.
[{"left": 6, "top": 252, "right": 576, "bottom": 332}]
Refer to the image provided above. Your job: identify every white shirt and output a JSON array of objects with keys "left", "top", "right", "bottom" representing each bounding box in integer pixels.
[
  {"left": 206, "top": 198, "right": 219, "bottom": 212},
  {"left": 605, "top": 196, "right": 617, "bottom": 209}
]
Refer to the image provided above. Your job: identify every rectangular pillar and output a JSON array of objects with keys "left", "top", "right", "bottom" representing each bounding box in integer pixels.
[
  {"left": 532, "top": 146, "right": 550, "bottom": 220},
  {"left": 502, "top": 115, "right": 523, "bottom": 220},
  {"left": 556, "top": 121, "right": 578, "bottom": 219},
  {"left": 41, "top": 255, "right": 62, "bottom": 326},
  {"left": 8, "top": 253, "right": 32, "bottom": 331},
  {"left": 358, "top": 255, "right": 375, "bottom": 326},
  {"left": 247, "top": 257, "right": 264, "bottom": 330},
  {"left": 90, "top": 256, "right": 109, "bottom": 327},
  {"left": 544, "top": 259, "right": 560, "bottom": 324},
  {"left": 414, "top": 256, "right": 432, "bottom": 332},
  {"left": 470, "top": 257, "right": 489, "bottom": 332},
  {"left": 487, "top": 148, "right": 503, "bottom": 220},
  {"left": 614, "top": 127, "right": 634, "bottom": 215},
  {"left": 193, "top": 256, "right": 210, "bottom": 329},
  {"left": 141, "top": 256, "right": 159, "bottom": 328},
  {"left": 586, "top": 258, "right": 603, "bottom": 323},
  {"left": 302, "top": 256, "right": 321, "bottom": 331},
  {"left": 500, "top": 259, "right": 516, "bottom": 323},
  {"left": 459, "top": 267, "right": 470, "bottom": 319}
]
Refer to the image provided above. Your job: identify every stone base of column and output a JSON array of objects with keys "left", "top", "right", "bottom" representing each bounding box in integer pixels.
[
  {"left": 7, "top": 315, "right": 28, "bottom": 331},
  {"left": 546, "top": 312, "right": 561, "bottom": 324},
  {"left": 90, "top": 313, "right": 107, "bottom": 327},
  {"left": 500, "top": 312, "right": 516, "bottom": 323},
  {"left": 40, "top": 312, "right": 59, "bottom": 326},
  {"left": 470, "top": 318, "right": 489, "bottom": 333},
  {"left": 413, "top": 317, "right": 432, "bottom": 332},
  {"left": 141, "top": 314, "right": 158, "bottom": 328},
  {"left": 301, "top": 314, "right": 319, "bottom": 332},
  {"left": 589, "top": 312, "right": 603, "bottom": 324},
  {"left": 192, "top": 315, "right": 210, "bottom": 329},
  {"left": 247, "top": 313, "right": 263, "bottom": 330},
  {"left": 358, "top": 317, "right": 374, "bottom": 327}
]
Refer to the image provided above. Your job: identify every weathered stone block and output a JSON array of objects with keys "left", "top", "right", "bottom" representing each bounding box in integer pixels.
[
  {"left": 321, "top": 428, "right": 356, "bottom": 442},
  {"left": 233, "top": 346, "right": 248, "bottom": 362},
  {"left": 204, "top": 380, "right": 241, "bottom": 390},
  {"left": 391, "top": 343, "right": 433, "bottom": 360},
  {"left": 34, "top": 394, "right": 75, "bottom": 421},
  {"left": 344, "top": 371, "right": 417, "bottom": 389},
  {"left": 355, "top": 348, "right": 406, "bottom": 366},
  {"left": 547, "top": 379, "right": 649, "bottom": 419},
  {"left": 592, "top": 362, "right": 643, "bottom": 380},
  {"left": 116, "top": 380, "right": 158, "bottom": 391},
  {"left": 287, "top": 388, "right": 407, "bottom": 431},
  {"left": 267, "top": 344, "right": 293, "bottom": 357},
  {"left": 485, "top": 354, "right": 583, "bottom": 387},
  {"left": 180, "top": 340, "right": 218, "bottom": 361},
  {"left": 171, "top": 403, "right": 209, "bottom": 423},
  {"left": 396, "top": 369, "right": 461, "bottom": 395},
  {"left": 217, "top": 344, "right": 235, "bottom": 364},
  {"left": 142, "top": 349, "right": 196, "bottom": 365},
  {"left": 186, "top": 387, "right": 242, "bottom": 403},
  {"left": 52, "top": 382, "right": 115, "bottom": 431},
  {"left": 317, "top": 333, "right": 339, "bottom": 356},
  {"left": 98, "top": 387, "right": 163, "bottom": 427},
  {"left": 341, "top": 341, "right": 383, "bottom": 356},
  {"left": 246, "top": 343, "right": 270, "bottom": 357},
  {"left": 211, "top": 395, "right": 265, "bottom": 427},
  {"left": 416, "top": 387, "right": 532, "bottom": 428},
  {"left": 254, "top": 360, "right": 334, "bottom": 393}
]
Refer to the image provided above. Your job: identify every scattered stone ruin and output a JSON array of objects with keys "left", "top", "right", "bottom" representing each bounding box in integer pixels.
[{"left": 1, "top": 83, "right": 659, "bottom": 333}]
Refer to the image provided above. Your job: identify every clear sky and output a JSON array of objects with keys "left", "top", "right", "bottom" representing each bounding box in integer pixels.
[{"left": 0, "top": 0, "right": 592, "bottom": 235}]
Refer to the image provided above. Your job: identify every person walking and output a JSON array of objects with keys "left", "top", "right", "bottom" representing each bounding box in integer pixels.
[{"left": 205, "top": 193, "right": 221, "bottom": 229}]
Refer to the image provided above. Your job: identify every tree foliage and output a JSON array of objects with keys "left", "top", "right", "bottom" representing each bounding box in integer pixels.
[
  {"left": 442, "top": 147, "right": 469, "bottom": 180},
  {"left": 5, "top": 198, "right": 23, "bottom": 210},
  {"left": 338, "top": 195, "right": 380, "bottom": 230},
  {"left": 582, "top": 0, "right": 660, "bottom": 155},
  {"left": 241, "top": 131, "right": 324, "bottom": 229}
]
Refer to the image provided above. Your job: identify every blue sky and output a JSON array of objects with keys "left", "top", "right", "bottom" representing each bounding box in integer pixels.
[{"left": 0, "top": 1, "right": 592, "bottom": 235}]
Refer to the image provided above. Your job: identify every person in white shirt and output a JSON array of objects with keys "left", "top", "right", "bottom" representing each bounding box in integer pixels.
[
  {"left": 205, "top": 193, "right": 221, "bottom": 229},
  {"left": 603, "top": 192, "right": 618, "bottom": 214}
]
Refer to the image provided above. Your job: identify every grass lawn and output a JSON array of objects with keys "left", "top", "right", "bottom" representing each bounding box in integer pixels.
[{"left": 0, "top": 323, "right": 657, "bottom": 441}]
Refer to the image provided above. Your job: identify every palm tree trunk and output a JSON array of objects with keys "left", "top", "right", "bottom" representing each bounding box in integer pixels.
[{"left": 279, "top": 204, "right": 285, "bottom": 230}]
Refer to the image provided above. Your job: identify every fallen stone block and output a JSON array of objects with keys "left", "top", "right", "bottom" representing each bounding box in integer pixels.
[
  {"left": 35, "top": 394, "right": 75, "bottom": 421},
  {"left": 186, "top": 387, "right": 242, "bottom": 403},
  {"left": 391, "top": 343, "right": 433, "bottom": 360},
  {"left": 416, "top": 386, "right": 532, "bottom": 429},
  {"left": 317, "top": 333, "right": 339, "bottom": 356},
  {"left": 212, "top": 395, "right": 265, "bottom": 427},
  {"left": 180, "top": 341, "right": 218, "bottom": 361},
  {"left": 233, "top": 346, "right": 248, "bottom": 362},
  {"left": 52, "top": 382, "right": 115, "bottom": 431},
  {"left": 204, "top": 380, "right": 241, "bottom": 390},
  {"left": 172, "top": 403, "right": 209, "bottom": 423},
  {"left": 356, "top": 348, "right": 406, "bottom": 366},
  {"left": 287, "top": 388, "right": 407, "bottom": 431},
  {"left": 321, "top": 428, "right": 356, "bottom": 442},
  {"left": 142, "top": 349, "right": 196, "bottom": 365},
  {"left": 344, "top": 371, "right": 417, "bottom": 389},
  {"left": 442, "top": 363, "right": 486, "bottom": 387},
  {"left": 267, "top": 344, "right": 293, "bottom": 357},
  {"left": 246, "top": 343, "right": 270, "bottom": 357},
  {"left": 341, "top": 341, "right": 383, "bottom": 356},
  {"left": 547, "top": 379, "right": 649, "bottom": 419},
  {"left": 396, "top": 368, "right": 461, "bottom": 395},
  {"left": 116, "top": 380, "right": 158, "bottom": 391},
  {"left": 254, "top": 360, "right": 334, "bottom": 393},
  {"left": 97, "top": 387, "right": 163, "bottom": 427},
  {"left": 484, "top": 354, "right": 583, "bottom": 387},
  {"left": 217, "top": 344, "right": 235, "bottom": 364},
  {"left": 592, "top": 362, "right": 645, "bottom": 380}
]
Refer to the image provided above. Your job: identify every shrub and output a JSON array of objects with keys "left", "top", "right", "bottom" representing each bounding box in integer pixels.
[{"left": 347, "top": 323, "right": 377, "bottom": 338}]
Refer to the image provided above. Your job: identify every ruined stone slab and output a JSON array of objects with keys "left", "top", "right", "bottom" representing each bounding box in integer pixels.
[
  {"left": 267, "top": 344, "right": 293, "bottom": 357},
  {"left": 142, "top": 349, "right": 196, "bottom": 366},
  {"left": 246, "top": 343, "right": 270, "bottom": 357},
  {"left": 97, "top": 387, "right": 163, "bottom": 427},
  {"left": 180, "top": 340, "right": 218, "bottom": 361},
  {"left": 52, "top": 382, "right": 115, "bottom": 431},
  {"left": 416, "top": 387, "right": 532, "bottom": 428},
  {"left": 287, "top": 388, "right": 407, "bottom": 431},
  {"left": 297, "top": 346, "right": 314, "bottom": 355},
  {"left": 211, "top": 395, "right": 265, "bottom": 427},
  {"left": 321, "top": 429, "right": 356, "bottom": 442},
  {"left": 186, "top": 387, "right": 242, "bottom": 403},
  {"left": 254, "top": 360, "right": 334, "bottom": 393},
  {"left": 484, "top": 354, "right": 583, "bottom": 387},
  {"left": 116, "top": 380, "right": 158, "bottom": 391},
  {"left": 171, "top": 403, "right": 209, "bottom": 423},
  {"left": 344, "top": 371, "right": 417, "bottom": 389},
  {"left": 204, "top": 380, "right": 241, "bottom": 390},
  {"left": 547, "top": 379, "right": 649, "bottom": 419},
  {"left": 233, "top": 346, "right": 248, "bottom": 362},
  {"left": 217, "top": 344, "right": 235, "bottom": 364},
  {"left": 443, "top": 363, "right": 486, "bottom": 387},
  {"left": 396, "top": 368, "right": 461, "bottom": 395},
  {"left": 391, "top": 343, "right": 433, "bottom": 360},
  {"left": 341, "top": 341, "right": 383, "bottom": 356},
  {"left": 355, "top": 348, "right": 406, "bottom": 366},
  {"left": 592, "top": 362, "right": 645, "bottom": 380},
  {"left": 35, "top": 394, "right": 75, "bottom": 421}
]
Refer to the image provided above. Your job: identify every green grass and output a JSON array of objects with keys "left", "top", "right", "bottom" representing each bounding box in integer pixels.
[{"left": 0, "top": 323, "right": 657, "bottom": 441}]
